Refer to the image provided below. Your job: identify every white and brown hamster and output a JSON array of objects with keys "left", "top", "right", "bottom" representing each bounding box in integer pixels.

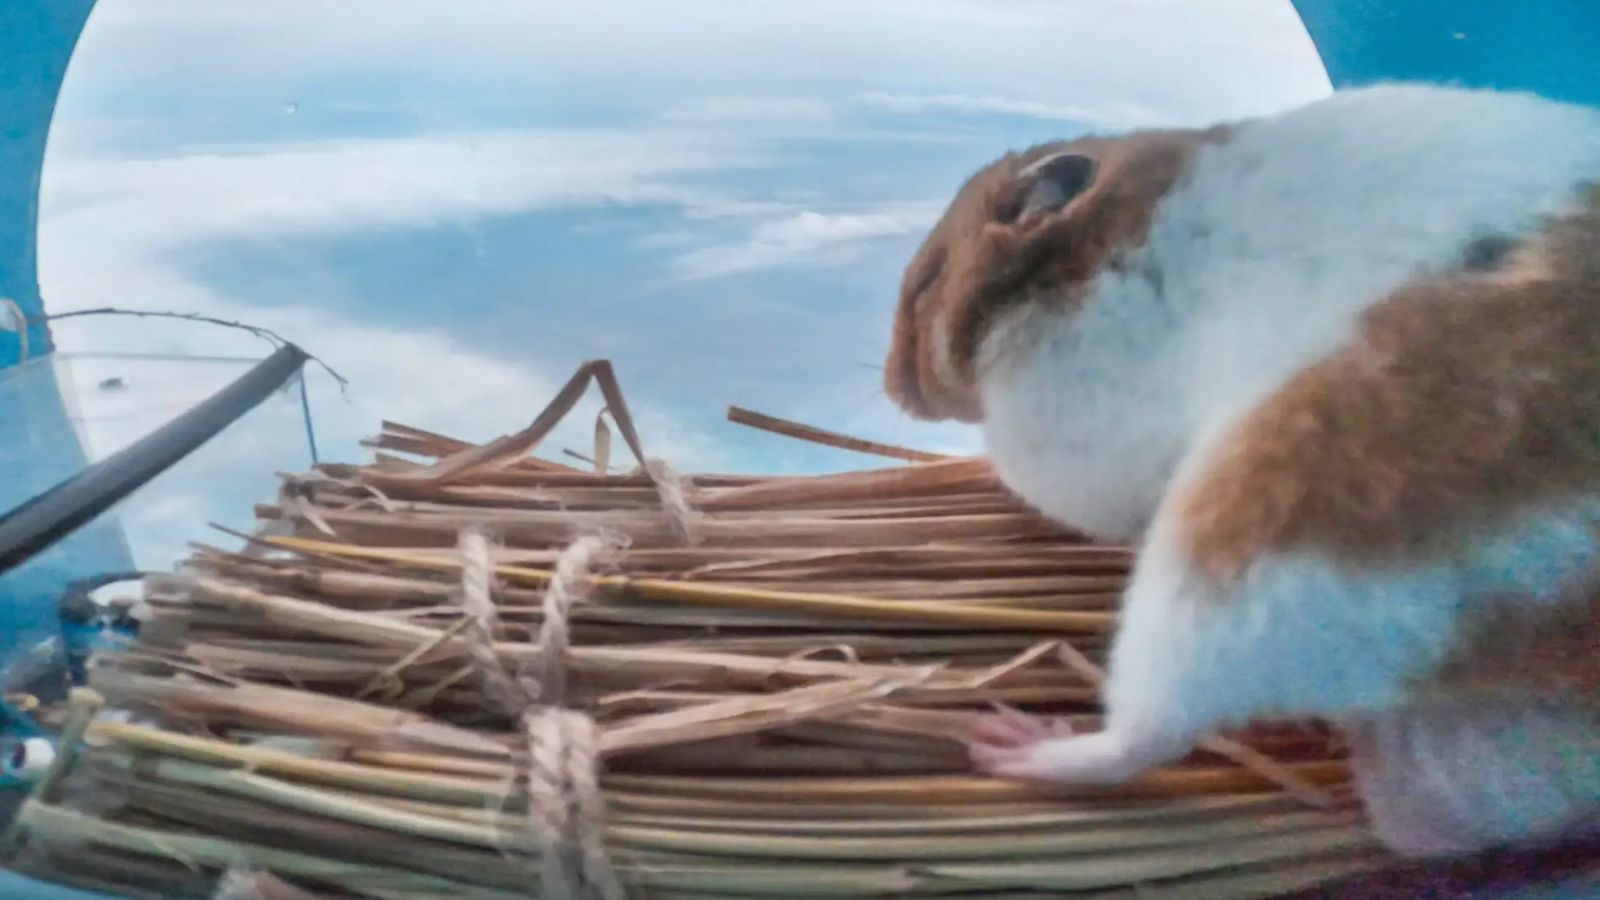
[{"left": 883, "top": 83, "right": 1600, "bottom": 859}]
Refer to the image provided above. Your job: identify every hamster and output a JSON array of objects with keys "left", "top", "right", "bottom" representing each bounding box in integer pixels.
[{"left": 883, "top": 83, "right": 1600, "bottom": 859}]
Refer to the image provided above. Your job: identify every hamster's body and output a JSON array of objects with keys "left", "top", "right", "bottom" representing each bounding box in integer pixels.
[
  {"left": 885, "top": 83, "right": 1600, "bottom": 859},
  {"left": 982, "top": 84, "right": 1600, "bottom": 541}
]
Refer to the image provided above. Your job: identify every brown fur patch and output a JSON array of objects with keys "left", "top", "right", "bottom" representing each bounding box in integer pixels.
[
  {"left": 1423, "top": 587, "right": 1600, "bottom": 701},
  {"left": 883, "top": 126, "right": 1232, "bottom": 423},
  {"left": 1174, "top": 183, "right": 1600, "bottom": 582}
]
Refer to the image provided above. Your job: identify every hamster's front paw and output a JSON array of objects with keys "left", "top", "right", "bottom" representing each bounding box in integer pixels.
[{"left": 968, "top": 711, "right": 1146, "bottom": 783}]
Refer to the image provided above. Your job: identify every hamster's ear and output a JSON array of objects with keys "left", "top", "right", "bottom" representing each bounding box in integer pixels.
[{"left": 1013, "top": 152, "right": 1097, "bottom": 222}]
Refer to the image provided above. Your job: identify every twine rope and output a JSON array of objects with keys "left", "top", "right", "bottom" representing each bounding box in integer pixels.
[
  {"left": 458, "top": 528, "right": 519, "bottom": 715},
  {"left": 458, "top": 528, "right": 626, "bottom": 900},
  {"left": 643, "top": 457, "right": 699, "bottom": 546}
]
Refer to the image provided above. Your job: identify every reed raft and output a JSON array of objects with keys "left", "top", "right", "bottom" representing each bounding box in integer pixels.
[{"left": 4, "top": 361, "right": 1390, "bottom": 900}]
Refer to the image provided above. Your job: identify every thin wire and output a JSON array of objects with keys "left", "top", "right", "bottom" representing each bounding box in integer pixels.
[
  {"left": 298, "top": 372, "right": 320, "bottom": 465},
  {"left": 35, "top": 307, "right": 349, "bottom": 392}
]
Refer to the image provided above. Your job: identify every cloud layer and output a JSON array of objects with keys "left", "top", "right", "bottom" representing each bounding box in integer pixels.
[
  {"left": 35, "top": 0, "right": 1332, "bottom": 568},
  {"left": 39, "top": 126, "right": 760, "bottom": 564}
]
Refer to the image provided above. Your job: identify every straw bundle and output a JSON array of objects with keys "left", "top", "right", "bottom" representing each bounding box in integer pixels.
[{"left": 4, "top": 361, "right": 1390, "bottom": 900}]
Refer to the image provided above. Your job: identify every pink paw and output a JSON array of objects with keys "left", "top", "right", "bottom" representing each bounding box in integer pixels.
[
  {"left": 967, "top": 710, "right": 1137, "bottom": 783},
  {"left": 967, "top": 709, "right": 1079, "bottom": 778}
]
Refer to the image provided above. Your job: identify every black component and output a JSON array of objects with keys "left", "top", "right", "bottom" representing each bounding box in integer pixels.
[
  {"left": 0, "top": 343, "right": 308, "bottom": 577},
  {"left": 1460, "top": 232, "right": 1519, "bottom": 272},
  {"left": 1015, "top": 152, "right": 1098, "bottom": 221}
]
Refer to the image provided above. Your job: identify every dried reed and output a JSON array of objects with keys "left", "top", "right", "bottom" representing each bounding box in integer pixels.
[{"left": 4, "top": 360, "right": 1387, "bottom": 900}]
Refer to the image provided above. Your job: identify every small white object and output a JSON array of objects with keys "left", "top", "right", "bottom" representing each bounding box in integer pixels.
[
  {"left": 0, "top": 298, "right": 29, "bottom": 361},
  {"left": 3, "top": 737, "right": 57, "bottom": 780},
  {"left": 88, "top": 577, "right": 147, "bottom": 609}
]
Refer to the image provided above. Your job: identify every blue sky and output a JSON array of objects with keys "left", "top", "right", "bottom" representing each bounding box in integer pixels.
[{"left": 35, "top": 0, "right": 1332, "bottom": 568}]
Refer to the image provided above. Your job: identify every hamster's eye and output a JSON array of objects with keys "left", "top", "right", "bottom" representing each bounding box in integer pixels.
[{"left": 1011, "top": 152, "right": 1096, "bottom": 222}]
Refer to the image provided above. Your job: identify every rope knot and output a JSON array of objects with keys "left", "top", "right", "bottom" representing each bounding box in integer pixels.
[{"left": 456, "top": 527, "right": 626, "bottom": 900}]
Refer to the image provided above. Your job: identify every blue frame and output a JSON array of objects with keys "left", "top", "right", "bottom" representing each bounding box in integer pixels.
[
  {"left": 0, "top": 0, "right": 134, "bottom": 691},
  {"left": 1290, "top": 0, "right": 1600, "bottom": 107}
]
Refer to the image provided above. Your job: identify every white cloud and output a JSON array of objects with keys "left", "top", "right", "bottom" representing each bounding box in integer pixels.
[
  {"left": 854, "top": 92, "right": 1170, "bottom": 131},
  {"left": 657, "top": 97, "right": 841, "bottom": 128},
  {"left": 56, "top": 0, "right": 1330, "bottom": 155},
  {"left": 756, "top": 210, "right": 928, "bottom": 247},
  {"left": 37, "top": 128, "right": 756, "bottom": 569},
  {"left": 45, "top": 129, "right": 768, "bottom": 251},
  {"left": 672, "top": 204, "right": 943, "bottom": 280}
]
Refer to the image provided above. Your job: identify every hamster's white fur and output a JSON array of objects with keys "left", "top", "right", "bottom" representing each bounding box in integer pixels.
[{"left": 980, "top": 84, "right": 1600, "bottom": 541}]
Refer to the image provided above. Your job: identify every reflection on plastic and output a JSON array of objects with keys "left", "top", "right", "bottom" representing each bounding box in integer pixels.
[
  {"left": 1, "top": 351, "right": 316, "bottom": 574},
  {"left": 0, "top": 356, "right": 133, "bottom": 673}
]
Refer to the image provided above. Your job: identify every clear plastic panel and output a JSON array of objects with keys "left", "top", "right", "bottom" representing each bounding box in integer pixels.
[
  {"left": 46, "top": 350, "right": 301, "bottom": 569},
  {"left": 0, "top": 351, "right": 303, "bottom": 651}
]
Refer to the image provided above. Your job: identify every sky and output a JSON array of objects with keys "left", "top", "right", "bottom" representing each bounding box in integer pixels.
[{"left": 34, "top": 0, "right": 1333, "bottom": 569}]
